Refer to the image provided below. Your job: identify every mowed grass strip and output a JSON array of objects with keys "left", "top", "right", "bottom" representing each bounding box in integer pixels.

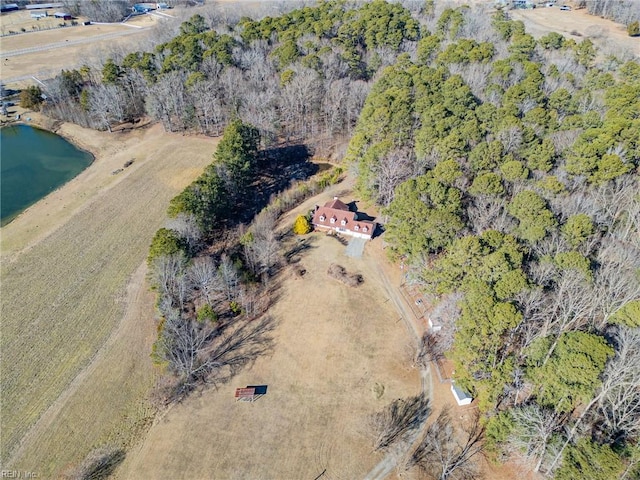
[
  {"left": 1, "top": 129, "right": 216, "bottom": 465},
  {"left": 11, "top": 265, "right": 158, "bottom": 478}
]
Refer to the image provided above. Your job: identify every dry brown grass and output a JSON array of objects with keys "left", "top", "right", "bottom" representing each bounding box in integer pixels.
[
  {"left": 510, "top": 7, "right": 640, "bottom": 58},
  {"left": 0, "top": 14, "right": 159, "bottom": 87},
  {"left": 1, "top": 122, "right": 218, "bottom": 476},
  {"left": 0, "top": 9, "right": 85, "bottom": 36},
  {"left": 115, "top": 206, "right": 419, "bottom": 479}
]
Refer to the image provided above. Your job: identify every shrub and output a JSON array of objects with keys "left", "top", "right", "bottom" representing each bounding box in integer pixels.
[
  {"left": 196, "top": 304, "right": 218, "bottom": 323},
  {"left": 628, "top": 21, "right": 640, "bottom": 37},
  {"left": 230, "top": 301, "right": 242, "bottom": 315},
  {"left": 327, "top": 263, "right": 364, "bottom": 287},
  {"left": 65, "top": 446, "right": 125, "bottom": 480},
  {"left": 293, "top": 214, "right": 311, "bottom": 234}
]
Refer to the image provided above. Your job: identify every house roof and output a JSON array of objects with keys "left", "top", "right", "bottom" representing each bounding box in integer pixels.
[
  {"left": 312, "top": 197, "right": 376, "bottom": 237},
  {"left": 451, "top": 384, "right": 473, "bottom": 403},
  {"left": 324, "top": 197, "right": 350, "bottom": 211}
]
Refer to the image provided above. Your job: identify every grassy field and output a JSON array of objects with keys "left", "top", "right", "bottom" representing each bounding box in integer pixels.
[
  {"left": 510, "top": 7, "right": 640, "bottom": 59},
  {"left": 0, "top": 9, "right": 86, "bottom": 36},
  {"left": 1, "top": 122, "right": 217, "bottom": 476},
  {"left": 0, "top": 13, "right": 158, "bottom": 86},
  {"left": 115, "top": 192, "right": 420, "bottom": 480}
]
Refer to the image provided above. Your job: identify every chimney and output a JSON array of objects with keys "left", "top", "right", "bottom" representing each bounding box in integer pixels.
[{"left": 333, "top": 196, "right": 338, "bottom": 200}]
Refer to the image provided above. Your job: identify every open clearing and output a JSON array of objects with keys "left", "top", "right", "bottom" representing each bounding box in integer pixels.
[
  {"left": 116, "top": 196, "right": 420, "bottom": 480},
  {"left": 510, "top": 7, "right": 640, "bottom": 58},
  {"left": 0, "top": 13, "right": 160, "bottom": 86},
  {"left": 1, "top": 121, "right": 218, "bottom": 475}
]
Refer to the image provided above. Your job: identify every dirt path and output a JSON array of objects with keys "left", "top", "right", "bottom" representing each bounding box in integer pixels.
[{"left": 361, "top": 259, "right": 433, "bottom": 480}]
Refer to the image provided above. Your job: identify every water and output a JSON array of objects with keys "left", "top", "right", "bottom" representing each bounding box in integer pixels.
[{"left": 1, "top": 124, "right": 93, "bottom": 226}]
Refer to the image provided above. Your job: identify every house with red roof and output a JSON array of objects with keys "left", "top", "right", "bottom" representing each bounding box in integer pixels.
[{"left": 312, "top": 197, "right": 377, "bottom": 239}]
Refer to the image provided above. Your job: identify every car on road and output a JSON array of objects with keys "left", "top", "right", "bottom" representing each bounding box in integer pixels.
[{"left": 560, "top": 5, "right": 571, "bottom": 10}]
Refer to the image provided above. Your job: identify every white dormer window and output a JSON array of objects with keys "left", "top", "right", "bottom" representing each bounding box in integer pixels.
[
  {"left": 341, "top": 219, "right": 347, "bottom": 226},
  {"left": 362, "top": 226, "right": 368, "bottom": 233},
  {"left": 330, "top": 217, "right": 336, "bottom": 224},
  {"left": 354, "top": 225, "right": 360, "bottom": 231},
  {"left": 319, "top": 215, "right": 325, "bottom": 222}
]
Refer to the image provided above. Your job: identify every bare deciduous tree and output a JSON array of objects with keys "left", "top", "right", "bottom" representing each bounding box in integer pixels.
[
  {"left": 88, "top": 84, "right": 127, "bottom": 132},
  {"left": 591, "top": 250, "right": 640, "bottom": 330},
  {"left": 219, "top": 254, "right": 239, "bottom": 302},
  {"left": 408, "top": 407, "right": 484, "bottom": 480},
  {"left": 497, "top": 126, "right": 523, "bottom": 154},
  {"left": 505, "top": 405, "right": 565, "bottom": 473},
  {"left": 187, "top": 256, "right": 223, "bottom": 306},
  {"left": 156, "top": 311, "right": 276, "bottom": 400},
  {"left": 595, "top": 327, "right": 640, "bottom": 444},
  {"left": 243, "top": 210, "right": 281, "bottom": 278},
  {"left": 150, "top": 253, "right": 188, "bottom": 307},
  {"left": 416, "top": 331, "right": 446, "bottom": 367},
  {"left": 375, "top": 147, "right": 417, "bottom": 206},
  {"left": 166, "top": 213, "right": 203, "bottom": 255},
  {"left": 370, "top": 394, "right": 431, "bottom": 452},
  {"left": 467, "top": 197, "right": 513, "bottom": 234}
]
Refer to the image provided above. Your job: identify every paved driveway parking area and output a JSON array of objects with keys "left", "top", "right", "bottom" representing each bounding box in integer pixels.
[{"left": 345, "top": 237, "right": 367, "bottom": 258}]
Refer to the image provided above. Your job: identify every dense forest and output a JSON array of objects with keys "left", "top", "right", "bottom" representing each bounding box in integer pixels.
[
  {"left": 31, "top": 1, "right": 640, "bottom": 478},
  {"left": 344, "top": 6, "right": 639, "bottom": 479},
  {"left": 37, "top": 0, "right": 426, "bottom": 152}
]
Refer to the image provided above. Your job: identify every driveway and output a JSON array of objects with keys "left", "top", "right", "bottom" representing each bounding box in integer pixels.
[{"left": 345, "top": 237, "right": 367, "bottom": 258}]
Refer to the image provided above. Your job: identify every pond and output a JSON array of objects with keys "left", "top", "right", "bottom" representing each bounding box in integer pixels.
[{"left": 1, "top": 124, "right": 93, "bottom": 226}]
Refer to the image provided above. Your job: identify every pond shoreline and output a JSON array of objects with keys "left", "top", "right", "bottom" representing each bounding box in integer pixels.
[{"left": 1, "top": 120, "right": 95, "bottom": 226}]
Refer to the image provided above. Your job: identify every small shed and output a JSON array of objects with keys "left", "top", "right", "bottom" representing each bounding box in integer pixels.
[
  {"left": 54, "top": 12, "right": 72, "bottom": 20},
  {"left": 451, "top": 383, "right": 473, "bottom": 406},
  {"left": 427, "top": 316, "right": 442, "bottom": 332}
]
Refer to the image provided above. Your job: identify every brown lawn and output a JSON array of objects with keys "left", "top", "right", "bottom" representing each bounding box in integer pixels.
[{"left": 116, "top": 201, "right": 421, "bottom": 480}]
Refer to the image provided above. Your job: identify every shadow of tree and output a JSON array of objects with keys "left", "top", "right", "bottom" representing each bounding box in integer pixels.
[
  {"left": 165, "top": 315, "right": 278, "bottom": 403},
  {"left": 67, "top": 446, "right": 126, "bottom": 480},
  {"left": 371, "top": 393, "right": 431, "bottom": 452}
]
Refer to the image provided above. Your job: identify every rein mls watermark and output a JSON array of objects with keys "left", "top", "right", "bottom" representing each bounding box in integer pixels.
[{"left": 1, "top": 471, "right": 38, "bottom": 478}]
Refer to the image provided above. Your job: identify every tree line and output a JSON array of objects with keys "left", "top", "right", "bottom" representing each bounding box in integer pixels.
[{"left": 36, "top": 0, "right": 426, "bottom": 155}]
